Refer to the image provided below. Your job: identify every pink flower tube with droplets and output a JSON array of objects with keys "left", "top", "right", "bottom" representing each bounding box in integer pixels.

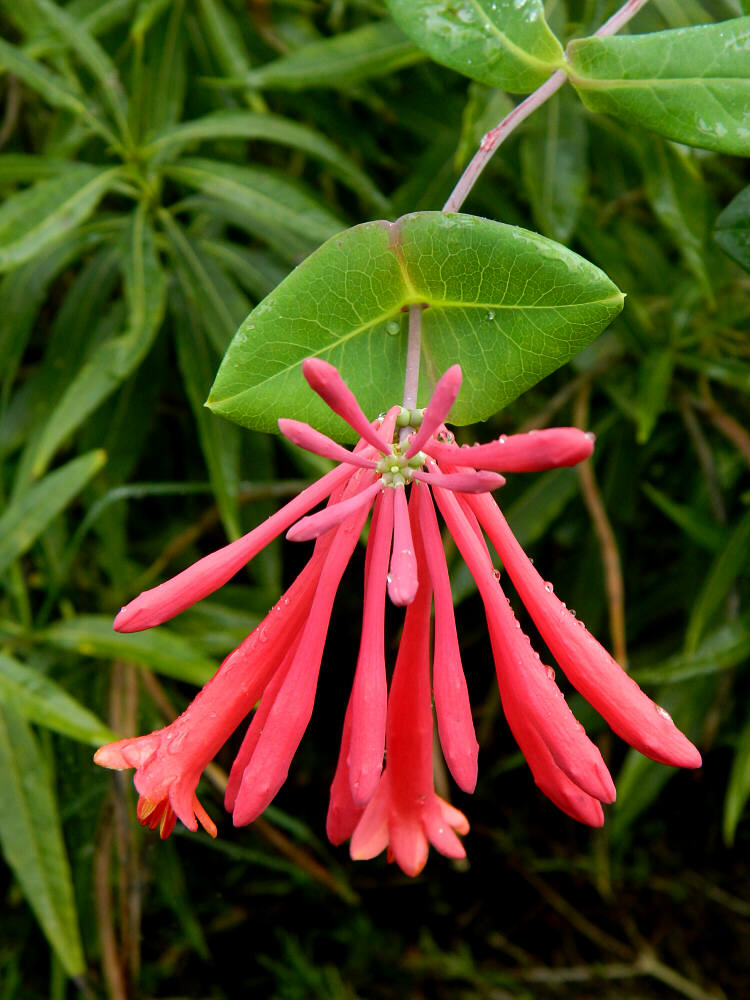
[{"left": 96, "top": 358, "right": 700, "bottom": 876}]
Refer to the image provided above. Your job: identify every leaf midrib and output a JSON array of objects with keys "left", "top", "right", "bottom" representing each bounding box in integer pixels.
[{"left": 210, "top": 290, "right": 623, "bottom": 406}]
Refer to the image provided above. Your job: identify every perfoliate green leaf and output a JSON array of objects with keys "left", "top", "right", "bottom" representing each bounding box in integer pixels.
[
  {"left": 40, "top": 615, "right": 217, "bottom": 686},
  {"left": 0, "top": 703, "right": 85, "bottom": 976},
  {"left": 241, "top": 20, "right": 423, "bottom": 91},
  {"left": 714, "top": 184, "right": 750, "bottom": 272},
  {"left": 208, "top": 212, "right": 623, "bottom": 440},
  {"left": 0, "top": 450, "right": 107, "bottom": 576},
  {"left": 568, "top": 18, "right": 750, "bottom": 155},
  {"left": 386, "top": 0, "right": 565, "bottom": 92},
  {"left": 0, "top": 653, "right": 115, "bottom": 746},
  {"left": 0, "top": 165, "right": 119, "bottom": 272}
]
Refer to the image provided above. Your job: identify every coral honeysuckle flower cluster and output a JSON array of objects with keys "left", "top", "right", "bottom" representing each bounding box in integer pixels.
[{"left": 95, "top": 359, "right": 700, "bottom": 876}]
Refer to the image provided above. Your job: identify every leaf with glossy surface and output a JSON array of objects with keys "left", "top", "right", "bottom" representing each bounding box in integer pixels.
[
  {"left": 0, "top": 703, "right": 85, "bottom": 976},
  {"left": 568, "top": 18, "right": 750, "bottom": 155},
  {"left": 0, "top": 450, "right": 106, "bottom": 576},
  {"left": 714, "top": 184, "right": 750, "bottom": 272},
  {"left": 0, "top": 165, "right": 118, "bottom": 271},
  {"left": 40, "top": 615, "right": 217, "bottom": 686},
  {"left": 386, "top": 0, "right": 564, "bottom": 92},
  {"left": 209, "top": 212, "right": 623, "bottom": 439},
  {"left": 0, "top": 653, "right": 114, "bottom": 745}
]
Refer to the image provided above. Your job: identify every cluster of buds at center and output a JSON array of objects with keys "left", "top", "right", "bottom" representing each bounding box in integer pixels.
[{"left": 95, "top": 358, "right": 700, "bottom": 877}]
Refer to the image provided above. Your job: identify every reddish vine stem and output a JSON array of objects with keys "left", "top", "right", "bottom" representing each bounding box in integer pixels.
[{"left": 401, "top": 0, "right": 651, "bottom": 407}]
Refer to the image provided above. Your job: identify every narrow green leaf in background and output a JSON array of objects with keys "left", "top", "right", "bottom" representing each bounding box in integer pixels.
[
  {"left": 165, "top": 159, "right": 345, "bottom": 253},
  {"left": 0, "top": 450, "right": 107, "bottom": 577},
  {"left": 634, "top": 348, "right": 674, "bottom": 444},
  {"left": 40, "top": 615, "right": 216, "bottom": 686},
  {"left": 28, "top": 208, "right": 166, "bottom": 478},
  {"left": 0, "top": 653, "right": 114, "bottom": 746},
  {"left": 638, "top": 138, "right": 711, "bottom": 294},
  {"left": 148, "top": 111, "right": 388, "bottom": 210},
  {"left": 0, "top": 37, "right": 115, "bottom": 143},
  {"left": 714, "top": 184, "right": 750, "bottom": 273},
  {"left": 0, "top": 166, "right": 119, "bottom": 272},
  {"left": 208, "top": 212, "right": 623, "bottom": 439},
  {"left": 26, "top": 0, "right": 129, "bottom": 139},
  {"left": 241, "top": 20, "right": 423, "bottom": 92},
  {"left": 521, "top": 88, "right": 588, "bottom": 243},
  {"left": 724, "top": 710, "right": 750, "bottom": 845},
  {"left": 0, "top": 702, "right": 85, "bottom": 976},
  {"left": 386, "top": 0, "right": 565, "bottom": 93},
  {"left": 685, "top": 506, "right": 750, "bottom": 653},
  {"left": 568, "top": 18, "right": 750, "bottom": 155}
]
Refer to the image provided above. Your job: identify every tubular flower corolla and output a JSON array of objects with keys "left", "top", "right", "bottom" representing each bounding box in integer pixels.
[{"left": 95, "top": 359, "right": 700, "bottom": 874}]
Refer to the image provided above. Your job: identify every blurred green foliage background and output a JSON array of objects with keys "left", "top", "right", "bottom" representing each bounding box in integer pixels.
[{"left": 0, "top": 1, "right": 749, "bottom": 997}]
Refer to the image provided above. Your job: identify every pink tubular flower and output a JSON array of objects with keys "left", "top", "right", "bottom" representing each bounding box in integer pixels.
[{"left": 96, "top": 358, "right": 700, "bottom": 874}]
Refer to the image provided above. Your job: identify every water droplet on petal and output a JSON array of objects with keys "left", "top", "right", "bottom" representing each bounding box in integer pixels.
[
  {"left": 492, "top": 569, "right": 501, "bottom": 581},
  {"left": 545, "top": 666, "right": 556, "bottom": 681},
  {"left": 544, "top": 581, "right": 554, "bottom": 593},
  {"left": 655, "top": 705, "right": 673, "bottom": 722}
]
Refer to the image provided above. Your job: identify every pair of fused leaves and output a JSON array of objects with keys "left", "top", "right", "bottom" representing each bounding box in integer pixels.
[
  {"left": 212, "top": 11, "right": 749, "bottom": 440},
  {"left": 386, "top": 4, "right": 750, "bottom": 156}
]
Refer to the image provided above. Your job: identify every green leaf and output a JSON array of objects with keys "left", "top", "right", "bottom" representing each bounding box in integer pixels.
[
  {"left": 195, "top": 0, "right": 251, "bottom": 76},
  {"left": 685, "top": 506, "right": 750, "bottom": 653},
  {"left": 724, "top": 709, "right": 750, "bottom": 845},
  {"left": 241, "top": 20, "right": 423, "bottom": 92},
  {"left": 521, "top": 88, "right": 588, "bottom": 243},
  {"left": 631, "top": 614, "right": 750, "bottom": 685},
  {"left": 26, "top": 0, "right": 129, "bottom": 137},
  {"left": 0, "top": 450, "right": 107, "bottom": 577},
  {"left": 170, "top": 282, "right": 242, "bottom": 540},
  {"left": 0, "top": 165, "right": 118, "bottom": 272},
  {"left": 200, "top": 239, "right": 288, "bottom": 301},
  {"left": 611, "top": 677, "right": 711, "bottom": 840},
  {"left": 676, "top": 352, "right": 750, "bottom": 393},
  {"left": 638, "top": 138, "right": 711, "bottom": 293},
  {"left": 0, "top": 37, "right": 115, "bottom": 143},
  {"left": 148, "top": 111, "right": 388, "bottom": 209},
  {"left": 28, "top": 208, "right": 166, "bottom": 478},
  {"left": 165, "top": 158, "right": 345, "bottom": 251},
  {"left": 386, "top": 0, "right": 565, "bottom": 92},
  {"left": 40, "top": 615, "right": 217, "bottom": 686},
  {"left": 208, "top": 212, "right": 624, "bottom": 440},
  {"left": 714, "top": 184, "right": 750, "bottom": 273},
  {"left": 634, "top": 348, "right": 674, "bottom": 443},
  {"left": 642, "top": 483, "right": 726, "bottom": 552},
  {"left": 568, "top": 18, "right": 750, "bottom": 155},
  {"left": 0, "top": 702, "right": 85, "bottom": 976},
  {"left": 0, "top": 653, "right": 114, "bottom": 746}
]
